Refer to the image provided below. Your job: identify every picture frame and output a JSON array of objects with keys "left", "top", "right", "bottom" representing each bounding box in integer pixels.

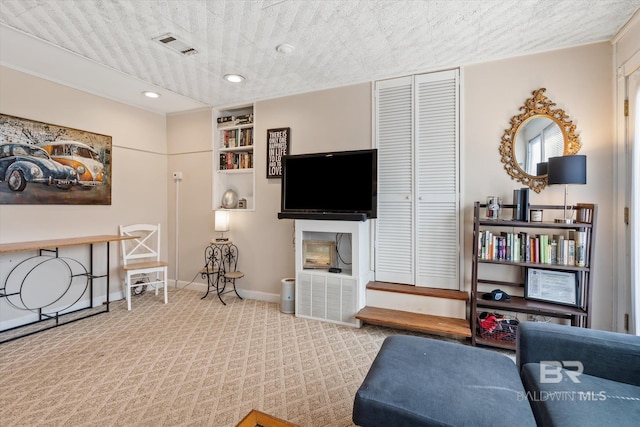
[
  {"left": 303, "top": 240, "right": 335, "bottom": 269},
  {"left": 0, "top": 113, "right": 112, "bottom": 205},
  {"left": 266, "top": 127, "right": 290, "bottom": 178},
  {"left": 525, "top": 268, "right": 580, "bottom": 306}
]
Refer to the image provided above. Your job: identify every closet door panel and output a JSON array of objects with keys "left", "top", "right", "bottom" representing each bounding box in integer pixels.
[
  {"left": 415, "top": 70, "right": 460, "bottom": 289},
  {"left": 375, "top": 77, "right": 414, "bottom": 284}
]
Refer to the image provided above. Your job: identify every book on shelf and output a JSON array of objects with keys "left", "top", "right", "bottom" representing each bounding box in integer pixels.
[
  {"left": 520, "top": 188, "right": 529, "bottom": 222},
  {"left": 549, "top": 238, "right": 558, "bottom": 265},
  {"left": 531, "top": 236, "right": 539, "bottom": 263},
  {"left": 567, "top": 240, "right": 575, "bottom": 265},
  {"left": 537, "top": 234, "right": 548, "bottom": 264},
  {"left": 237, "top": 129, "right": 244, "bottom": 147},
  {"left": 571, "top": 230, "right": 587, "bottom": 267},
  {"left": 216, "top": 114, "right": 254, "bottom": 128},
  {"left": 511, "top": 188, "right": 530, "bottom": 221},
  {"left": 241, "top": 128, "right": 253, "bottom": 146},
  {"left": 478, "top": 229, "right": 584, "bottom": 267},
  {"left": 512, "top": 189, "right": 522, "bottom": 221},
  {"left": 221, "top": 128, "right": 254, "bottom": 149},
  {"left": 218, "top": 152, "right": 254, "bottom": 170},
  {"left": 235, "top": 114, "right": 253, "bottom": 124},
  {"left": 519, "top": 232, "right": 530, "bottom": 262},
  {"left": 554, "top": 234, "right": 567, "bottom": 265},
  {"left": 575, "top": 204, "right": 593, "bottom": 224},
  {"left": 222, "top": 129, "right": 237, "bottom": 148}
]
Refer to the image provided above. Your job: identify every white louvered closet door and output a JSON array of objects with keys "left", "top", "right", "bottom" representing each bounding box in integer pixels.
[
  {"left": 375, "top": 76, "right": 414, "bottom": 284},
  {"left": 375, "top": 70, "right": 460, "bottom": 289},
  {"left": 414, "top": 70, "right": 460, "bottom": 289}
]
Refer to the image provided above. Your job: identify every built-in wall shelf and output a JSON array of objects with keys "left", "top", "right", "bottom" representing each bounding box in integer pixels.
[{"left": 212, "top": 105, "right": 255, "bottom": 211}]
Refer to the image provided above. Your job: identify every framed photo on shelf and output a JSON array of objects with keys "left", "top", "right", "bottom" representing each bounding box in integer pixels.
[
  {"left": 303, "top": 240, "right": 335, "bottom": 269},
  {"left": 525, "top": 268, "right": 580, "bottom": 306}
]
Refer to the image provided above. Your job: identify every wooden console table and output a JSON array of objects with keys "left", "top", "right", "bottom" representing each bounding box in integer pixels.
[{"left": 0, "top": 235, "right": 135, "bottom": 343}]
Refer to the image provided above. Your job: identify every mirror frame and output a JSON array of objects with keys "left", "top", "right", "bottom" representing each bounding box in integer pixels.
[{"left": 499, "top": 88, "right": 581, "bottom": 193}]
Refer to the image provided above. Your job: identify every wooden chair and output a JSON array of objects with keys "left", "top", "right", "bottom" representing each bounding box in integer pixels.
[{"left": 119, "top": 224, "right": 168, "bottom": 310}]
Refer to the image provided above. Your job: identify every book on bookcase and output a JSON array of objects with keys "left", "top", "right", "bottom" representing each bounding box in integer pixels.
[
  {"left": 571, "top": 230, "right": 587, "bottom": 267},
  {"left": 478, "top": 229, "right": 585, "bottom": 267},
  {"left": 511, "top": 188, "right": 530, "bottom": 221}
]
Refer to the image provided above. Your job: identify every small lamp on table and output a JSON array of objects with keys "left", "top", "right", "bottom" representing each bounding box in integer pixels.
[
  {"left": 547, "top": 155, "right": 587, "bottom": 224},
  {"left": 214, "top": 210, "right": 230, "bottom": 243}
]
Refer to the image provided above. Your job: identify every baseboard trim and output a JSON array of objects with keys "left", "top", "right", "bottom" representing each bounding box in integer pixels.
[{"left": 174, "top": 280, "right": 280, "bottom": 304}]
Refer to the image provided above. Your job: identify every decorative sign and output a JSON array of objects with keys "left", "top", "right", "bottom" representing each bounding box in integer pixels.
[
  {"left": 266, "top": 127, "right": 290, "bottom": 179},
  {"left": 0, "top": 114, "right": 112, "bottom": 205}
]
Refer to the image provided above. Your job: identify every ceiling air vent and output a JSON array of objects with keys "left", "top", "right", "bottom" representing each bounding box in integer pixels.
[{"left": 153, "top": 33, "right": 198, "bottom": 56}]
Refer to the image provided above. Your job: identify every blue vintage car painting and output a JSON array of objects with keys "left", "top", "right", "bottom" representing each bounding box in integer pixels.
[{"left": 0, "top": 143, "right": 78, "bottom": 192}]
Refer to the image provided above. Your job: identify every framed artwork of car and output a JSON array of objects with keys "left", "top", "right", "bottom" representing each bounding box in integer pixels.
[{"left": 0, "top": 114, "right": 112, "bottom": 205}]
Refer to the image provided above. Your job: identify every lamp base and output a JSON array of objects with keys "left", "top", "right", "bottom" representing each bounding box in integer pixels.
[{"left": 554, "top": 218, "right": 573, "bottom": 224}]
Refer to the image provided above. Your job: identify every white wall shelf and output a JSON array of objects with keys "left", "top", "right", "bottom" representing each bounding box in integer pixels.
[{"left": 212, "top": 105, "right": 255, "bottom": 211}]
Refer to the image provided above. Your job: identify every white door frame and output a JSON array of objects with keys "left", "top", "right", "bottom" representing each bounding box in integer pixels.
[{"left": 614, "top": 49, "right": 640, "bottom": 333}]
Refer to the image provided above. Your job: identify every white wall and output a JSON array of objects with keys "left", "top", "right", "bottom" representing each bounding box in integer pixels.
[
  {"left": 167, "top": 43, "right": 617, "bottom": 330},
  {"left": 166, "top": 84, "right": 372, "bottom": 301},
  {"left": 0, "top": 66, "right": 168, "bottom": 325},
  {"left": 464, "top": 42, "right": 614, "bottom": 330},
  {"left": 1, "top": 40, "right": 622, "bottom": 331},
  {"left": 250, "top": 83, "right": 373, "bottom": 298},
  {"left": 166, "top": 108, "right": 214, "bottom": 291}
]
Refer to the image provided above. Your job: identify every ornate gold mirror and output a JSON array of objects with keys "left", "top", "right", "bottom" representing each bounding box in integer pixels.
[{"left": 499, "top": 88, "right": 580, "bottom": 192}]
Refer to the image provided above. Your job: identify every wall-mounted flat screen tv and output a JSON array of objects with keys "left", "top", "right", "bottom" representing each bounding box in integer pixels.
[{"left": 278, "top": 149, "right": 377, "bottom": 221}]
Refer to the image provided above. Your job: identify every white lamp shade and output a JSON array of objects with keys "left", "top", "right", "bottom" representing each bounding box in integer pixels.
[{"left": 214, "top": 210, "right": 230, "bottom": 232}]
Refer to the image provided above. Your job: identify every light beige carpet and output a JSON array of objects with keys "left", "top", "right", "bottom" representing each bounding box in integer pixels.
[{"left": 0, "top": 288, "right": 470, "bottom": 427}]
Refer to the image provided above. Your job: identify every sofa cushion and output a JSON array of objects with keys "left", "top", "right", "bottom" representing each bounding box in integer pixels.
[
  {"left": 517, "top": 322, "right": 640, "bottom": 387},
  {"left": 353, "top": 335, "right": 536, "bottom": 427},
  {"left": 521, "top": 362, "right": 640, "bottom": 427}
]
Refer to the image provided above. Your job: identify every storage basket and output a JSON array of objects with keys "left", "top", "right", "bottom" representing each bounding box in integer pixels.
[{"left": 477, "top": 312, "right": 519, "bottom": 343}]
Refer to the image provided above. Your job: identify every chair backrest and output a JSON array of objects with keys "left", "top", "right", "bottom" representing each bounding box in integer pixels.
[
  {"left": 119, "top": 223, "right": 162, "bottom": 266},
  {"left": 204, "top": 244, "right": 223, "bottom": 274},
  {"left": 221, "top": 243, "right": 240, "bottom": 274}
]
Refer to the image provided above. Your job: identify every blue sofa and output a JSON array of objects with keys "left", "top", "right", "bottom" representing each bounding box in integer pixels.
[
  {"left": 518, "top": 321, "right": 640, "bottom": 426},
  {"left": 353, "top": 322, "right": 640, "bottom": 426}
]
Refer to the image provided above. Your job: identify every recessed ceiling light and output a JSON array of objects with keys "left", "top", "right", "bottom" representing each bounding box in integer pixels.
[
  {"left": 276, "top": 44, "right": 295, "bottom": 54},
  {"left": 142, "top": 91, "right": 160, "bottom": 99},
  {"left": 224, "top": 74, "right": 245, "bottom": 83}
]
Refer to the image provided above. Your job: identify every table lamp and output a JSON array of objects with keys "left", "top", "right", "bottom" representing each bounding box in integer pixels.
[
  {"left": 547, "top": 155, "right": 587, "bottom": 223},
  {"left": 214, "top": 210, "right": 230, "bottom": 243}
]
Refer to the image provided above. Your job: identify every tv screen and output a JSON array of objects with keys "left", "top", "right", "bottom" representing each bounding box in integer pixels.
[{"left": 278, "top": 149, "right": 377, "bottom": 221}]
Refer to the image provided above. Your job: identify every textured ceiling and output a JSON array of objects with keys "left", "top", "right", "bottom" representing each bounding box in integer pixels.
[{"left": 1, "top": 0, "right": 639, "bottom": 114}]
